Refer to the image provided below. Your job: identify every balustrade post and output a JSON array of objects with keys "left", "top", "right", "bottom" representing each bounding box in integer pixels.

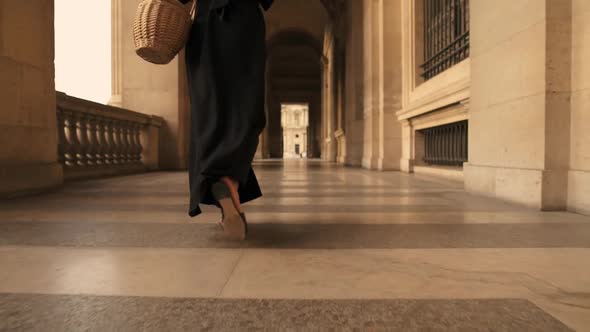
[
  {"left": 82, "top": 115, "right": 96, "bottom": 166},
  {"left": 114, "top": 121, "right": 125, "bottom": 165},
  {"left": 105, "top": 119, "right": 117, "bottom": 165},
  {"left": 132, "top": 123, "right": 143, "bottom": 164},
  {"left": 122, "top": 122, "right": 132, "bottom": 164},
  {"left": 89, "top": 116, "right": 102, "bottom": 166},
  {"left": 76, "top": 114, "right": 90, "bottom": 166},
  {"left": 56, "top": 109, "right": 67, "bottom": 165},
  {"left": 65, "top": 112, "right": 81, "bottom": 167},
  {"left": 94, "top": 117, "right": 107, "bottom": 166},
  {"left": 119, "top": 123, "right": 128, "bottom": 164}
]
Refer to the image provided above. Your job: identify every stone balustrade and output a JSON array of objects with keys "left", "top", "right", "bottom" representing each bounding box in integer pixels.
[{"left": 56, "top": 92, "right": 163, "bottom": 180}]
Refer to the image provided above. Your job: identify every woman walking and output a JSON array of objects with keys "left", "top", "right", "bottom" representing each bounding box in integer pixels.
[{"left": 181, "top": 0, "right": 273, "bottom": 240}]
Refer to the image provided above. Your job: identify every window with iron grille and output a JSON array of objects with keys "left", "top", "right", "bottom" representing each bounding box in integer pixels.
[
  {"left": 421, "top": 0, "right": 470, "bottom": 80},
  {"left": 420, "top": 120, "right": 468, "bottom": 166}
]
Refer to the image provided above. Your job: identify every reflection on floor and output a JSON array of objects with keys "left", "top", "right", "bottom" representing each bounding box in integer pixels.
[{"left": 0, "top": 160, "right": 589, "bottom": 331}]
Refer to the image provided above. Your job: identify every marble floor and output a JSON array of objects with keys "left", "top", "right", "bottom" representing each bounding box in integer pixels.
[{"left": 0, "top": 159, "right": 589, "bottom": 331}]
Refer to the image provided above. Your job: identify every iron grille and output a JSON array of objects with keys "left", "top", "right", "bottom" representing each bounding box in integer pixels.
[
  {"left": 421, "top": 0, "right": 470, "bottom": 80},
  {"left": 421, "top": 120, "right": 468, "bottom": 166}
]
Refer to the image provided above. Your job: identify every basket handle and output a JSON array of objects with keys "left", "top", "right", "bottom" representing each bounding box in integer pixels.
[{"left": 189, "top": 0, "right": 197, "bottom": 20}]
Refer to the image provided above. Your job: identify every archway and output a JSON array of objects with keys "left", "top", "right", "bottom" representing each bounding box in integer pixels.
[{"left": 262, "top": 29, "right": 324, "bottom": 159}]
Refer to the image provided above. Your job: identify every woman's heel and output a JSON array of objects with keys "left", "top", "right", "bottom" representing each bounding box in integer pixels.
[{"left": 212, "top": 181, "right": 246, "bottom": 240}]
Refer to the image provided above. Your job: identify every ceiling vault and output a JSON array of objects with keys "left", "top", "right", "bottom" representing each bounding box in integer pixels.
[{"left": 319, "top": 0, "right": 346, "bottom": 18}]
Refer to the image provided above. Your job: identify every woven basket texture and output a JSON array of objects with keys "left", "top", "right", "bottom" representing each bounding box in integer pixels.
[{"left": 133, "top": 0, "right": 193, "bottom": 64}]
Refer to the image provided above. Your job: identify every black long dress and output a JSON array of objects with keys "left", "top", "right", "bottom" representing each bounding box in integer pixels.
[{"left": 182, "top": 0, "right": 273, "bottom": 217}]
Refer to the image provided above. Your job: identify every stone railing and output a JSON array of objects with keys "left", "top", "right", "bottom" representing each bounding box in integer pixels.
[{"left": 56, "top": 92, "right": 163, "bottom": 180}]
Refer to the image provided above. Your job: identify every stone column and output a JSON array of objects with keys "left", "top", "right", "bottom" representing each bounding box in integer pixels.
[
  {"left": 400, "top": 120, "right": 413, "bottom": 172},
  {"left": 361, "top": 0, "right": 376, "bottom": 169},
  {"left": 310, "top": 97, "right": 322, "bottom": 158},
  {"left": 267, "top": 96, "right": 283, "bottom": 158},
  {"left": 371, "top": 0, "right": 384, "bottom": 170},
  {"left": 320, "top": 55, "right": 329, "bottom": 160},
  {"left": 255, "top": 133, "right": 264, "bottom": 159},
  {"left": 334, "top": 65, "right": 347, "bottom": 166},
  {"left": 362, "top": 0, "right": 401, "bottom": 170},
  {"left": 333, "top": 24, "right": 347, "bottom": 165},
  {"left": 348, "top": 0, "right": 405, "bottom": 171},
  {"left": 377, "top": 0, "right": 403, "bottom": 171},
  {"left": 255, "top": 65, "right": 272, "bottom": 160},
  {"left": 321, "top": 25, "right": 337, "bottom": 162},
  {"left": 464, "top": 0, "right": 573, "bottom": 210},
  {"left": 0, "top": 0, "right": 64, "bottom": 198}
]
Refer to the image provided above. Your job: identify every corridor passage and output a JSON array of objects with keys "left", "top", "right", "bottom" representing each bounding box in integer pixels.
[{"left": 0, "top": 160, "right": 589, "bottom": 331}]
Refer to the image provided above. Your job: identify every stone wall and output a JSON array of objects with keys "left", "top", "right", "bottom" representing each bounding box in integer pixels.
[
  {"left": 397, "top": 0, "right": 470, "bottom": 175},
  {"left": 568, "top": 0, "right": 590, "bottom": 214},
  {"left": 464, "top": 0, "right": 572, "bottom": 210},
  {"left": 0, "top": 0, "right": 63, "bottom": 197},
  {"left": 112, "top": 0, "right": 189, "bottom": 170}
]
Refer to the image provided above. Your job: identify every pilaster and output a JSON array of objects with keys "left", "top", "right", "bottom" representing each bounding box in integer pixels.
[{"left": 109, "top": 0, "right": 123, "bottom": 107}]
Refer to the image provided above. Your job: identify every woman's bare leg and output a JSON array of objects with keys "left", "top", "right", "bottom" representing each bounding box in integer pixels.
[
  {"left": 212, "top": 176, "right": 245, "bottom": 240},
  {"left": 220, "top": 176, "right": 243, "bottom": 213}
]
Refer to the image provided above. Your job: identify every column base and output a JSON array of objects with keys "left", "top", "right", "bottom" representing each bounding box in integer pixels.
[
  {"left": 413, "top": 165, "right": 463, "bottom": 181},
  {"left": 568, "top": 170, "right": 590, "bottom": 215},
  {"left": 335, "top": 129, "right": 346, "bottom": 164},
  {"left": 362, "top": 156, "right": 380, "bottom": 170},
  {"left": 400, "top": 158, "right": 415, "bottom": 173},
  {"left": 323, "top": 139, "right": 337, "bottom": 162},
  {"left": 345, "top": 154, "right": 362, "bottom": 167},
  {"left": 0, "top": 162, "right": 64, "bottom": 199},
  {"left": 108, "top": 94, "right": 123, "bottom": 108}
]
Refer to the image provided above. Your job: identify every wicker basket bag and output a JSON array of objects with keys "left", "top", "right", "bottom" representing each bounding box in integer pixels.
[{"left": 133, "top": 0, "right": 196, "bottom": 65}]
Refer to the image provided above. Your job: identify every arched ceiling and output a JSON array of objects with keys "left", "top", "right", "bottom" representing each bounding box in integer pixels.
[
  {"left": 267, "top": 29, "right": 323, "bottom": 57},
  {"left": 265, "top": 0, "right": 330, "bottom": 47},
  {"left": 319, "top": 0, "right": 346, "bottom": 18}
]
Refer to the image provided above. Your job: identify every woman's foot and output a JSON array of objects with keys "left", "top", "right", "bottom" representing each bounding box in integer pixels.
[
  {"left": 212, "top": 180, "right": 246, "bottom": 240},
  {"left": 218, "top": 211, "right": 249, "bottom": 235}
]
